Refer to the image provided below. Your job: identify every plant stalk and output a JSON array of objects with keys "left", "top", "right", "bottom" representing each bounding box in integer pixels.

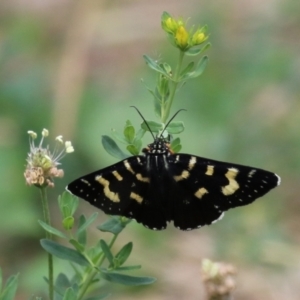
[{"left": 40, "top": 187, "right": 54, "bottom": 300}]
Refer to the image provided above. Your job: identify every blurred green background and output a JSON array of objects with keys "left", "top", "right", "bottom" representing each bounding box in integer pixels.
[{"left": 1, "top": 0, "right": 299, "bottom": 299}]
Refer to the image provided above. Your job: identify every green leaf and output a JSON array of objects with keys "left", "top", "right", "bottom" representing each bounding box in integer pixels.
[
  {"left": 126, "top": 144, "right": 139, "bottom": 156},
  {"left": 161, "top": 62, "right": 172, "bottom": 75},
  {"left": 40, "top": 239, "right": 90, "bottom": 266},
  {"left": 97, "top": 217, "right": 131, "bottom": 235},
  {"left": 111, "top": 129, "right": 128, "bottom": 144},
  {"left": 76, "top": 215, "right": 87, "bottom": 246},
  {"left": 143, "top": 55, "right": 169, "bottom": 77},
  {"left": 0, "top": 273, "right": 19, "bottom": 300},
  {"left": 180, "top": 62, "right": 195, "bottom": 77},
  {"left": 172, "top": 144, "right": 182, "bottom": 153},
  {"left": 54, "top": 273, "right": 71, "bottom": 298},
  {"left": 100, "top": 270, "right": 156, "bottom": 286},
  {"left": 69, "top": 239, "right": 85, "bottom": 253},
  {"left": 134, "top": 128, "right": 146, "bottom": 141},
  {"left": 181, "top": 56, "right": 208, "bottom": 80},
  {"left": 58, "top": 192, "right": 79, "bottom": 218},
  {"left": 141, "top": 121, "right": 162, "bottom": 133},
  {"left": 114, "top": 242, "right": 133, "bottom": 267},
  {"left": 133, "top": 139, "right": 142, "bottom": 154},
  {"left": 38, "top": 220, "right": 67, "bottom": 239},
  {"left": 166, "top": 122, "right": 184, "bottom": 134},
  {"left": 102, "top": 135, "right": 129, "bottom": 160},
  {"left": 77, "top": 212, "right": 98, "bottom": 236},
  {"left": 170, "top": 137, "right": 182, "bottom": 153},
  {"left": 100, "top": 240, "right": 114, "bottom": 265},
  {"left": 123, "top": 121, "right": 135, "bottom": 143},
  {"left": 115, "top": 265, "right": 141, "bottom": 272},
  {"left": 62, "top": 287, "right": 77, "bottom": 300}
]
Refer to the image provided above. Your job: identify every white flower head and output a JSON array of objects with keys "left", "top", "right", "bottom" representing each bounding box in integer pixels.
[{"left": 24, "top": 129, "right": 74, "bottom": 188}]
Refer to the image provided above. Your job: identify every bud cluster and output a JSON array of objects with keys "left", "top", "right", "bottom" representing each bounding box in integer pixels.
[
  {"left": 161, "top": 12, "right": 208, "bottom": 50},
  {"left": 24, "top": 129, "right": 74, "bottom": 188},
  {"left": 201, "top": 259, "right": 236, "bottom": 299}
]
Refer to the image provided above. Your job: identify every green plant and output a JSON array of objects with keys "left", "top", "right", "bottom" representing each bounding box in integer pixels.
[{"left": 13, "top": 11, "right": 210, "bottom": 300}]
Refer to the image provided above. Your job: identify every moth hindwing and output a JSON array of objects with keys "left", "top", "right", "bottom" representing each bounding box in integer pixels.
[{"left": 67, "top": 137, "right": 280, "bottom": 231}]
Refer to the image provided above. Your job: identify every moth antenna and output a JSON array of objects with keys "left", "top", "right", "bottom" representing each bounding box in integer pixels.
[
  {"left": 130, "top": 106, "right": 156, "bottom": 140},
  {"left": 159, "top": 109, "right": 187, "bottom": 138}
]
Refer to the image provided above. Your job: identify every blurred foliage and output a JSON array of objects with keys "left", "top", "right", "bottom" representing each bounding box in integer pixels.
[{"left": 0, "top": 0, "right": 300, "bottom": 299}]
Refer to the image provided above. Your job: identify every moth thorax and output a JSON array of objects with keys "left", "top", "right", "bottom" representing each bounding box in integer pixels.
[{"left": 144, "top": 140, "right": 170, "bottom": 155}]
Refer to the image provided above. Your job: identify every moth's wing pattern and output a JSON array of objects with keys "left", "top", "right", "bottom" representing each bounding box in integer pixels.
[
  {"left": 168, "top": 154, "right": 280, "bottom": 230},
  {"left": 66, "top": 156, "right": 168, "bottom": 229}
]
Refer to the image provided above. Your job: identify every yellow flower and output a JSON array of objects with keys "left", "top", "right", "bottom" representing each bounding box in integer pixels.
[
  {"left": 191, "top": 27, "right": 208, "bottom": 46},
  {"left": 175, "top": 26, "right": 189, "bottom": 49},
  {"left": 163, "top": 17, "right": 178, "bottom": 33}
]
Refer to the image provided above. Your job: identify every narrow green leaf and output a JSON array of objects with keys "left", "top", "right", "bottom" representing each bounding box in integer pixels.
[
  {"left": 40, "top": 239, "right": 90, "bottom": 267},
  {"left": 185, "top": 43, "right": 211, "bottom": 56},
  {"left": 101, "top": 271, "right": 156, "bottom": 286},
  {"left": 38, "top": 220, "right": 67, "bottom": 239},
  {"left": 116, "top": 265, "right": 141, "bottom": 272},
  {"left": 76, "top": 215, "right": 87, "bottom": 246},
  {"left": 69, "top": 239, "right": 85, "bottom": 253},
  {"left": 100, "top": 240, "right": 114, "bottom": 265},
  {"left": 167, "top": 122, "right": 184, "bottom": 134},
  {"left": 0, "top": 273, "right": 19, "bottom": 300},
  {"left": 115, "top": 242, "right": 133, "bottom": 267},
  {"left": 102, "top": 135, "right": 129, "bottom": 160},
  {"left": 180, "top": 62, "right": 195, "bottom": 77},
  {"left": 143, "top": 55, "right": 169, "bottom": 77},
  {"left": 77, "top": 212, "right": 98, "bottom": 235},
  {"left": 97, "top": 217, "right": 130, "bottom": 235},
  {"left": 182, "top": 56, "right": 208, "bottom": 80}
]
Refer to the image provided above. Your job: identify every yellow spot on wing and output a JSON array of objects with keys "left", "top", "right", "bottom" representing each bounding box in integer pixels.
[
  {"left": 205, "top": 165, "right": 214, "bottom": 176},
  {"left": 112, "top": 170, "right": 123, "bottom": 181},
  {"left": 96, "top": 176, "right": 120, "bottom": 202},
  {"left": 136, "top": 173, "right": 150, "bottom": 182},
  {"left": 124, "top": 160, "right": 135, "bottom": 174},
  {"left": 130, "top": 192, "right": 143, "bottom": 203},
  {"left": 222, "top": 168, "right": 240, "bottom": 195},
  {"left": 194, "top": 187, "right": 208, "bottom": 199},
  {"left": 188, "top": 156, "right": 197, "bottom": 170},
  {"left": 174, "top": 170, "right": 190, "bottom": 181}
]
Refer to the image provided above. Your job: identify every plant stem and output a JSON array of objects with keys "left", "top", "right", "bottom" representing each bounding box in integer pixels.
[
  {"left": 77, "top": 233, "right": 119, "bottom": 300},
  {"left": 162, "top": 50, "right": 185, "bottom": 123},
  {"left": 40, "top": 187, "right": 54, "bottom": 300}
]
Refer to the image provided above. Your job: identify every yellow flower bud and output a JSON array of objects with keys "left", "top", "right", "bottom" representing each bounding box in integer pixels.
[
  {"left": 163, "top": 17, "right": 178, "bottom": 33},
  {"left": 175, "top": 26, "right": 189, "bottom": 49},
  {"left": 192, "top": 31, "right": 208, "bottom": 45}
]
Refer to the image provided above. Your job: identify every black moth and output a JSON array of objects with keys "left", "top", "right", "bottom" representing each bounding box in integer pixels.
[{"left": 67, "top": 116, "right": 280, "bottom": 231}]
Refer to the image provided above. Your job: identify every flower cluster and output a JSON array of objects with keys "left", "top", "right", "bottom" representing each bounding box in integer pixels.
[
  {"left": 201, "top": 259, "right": 236, "bottom": 299},
  {"left": 24, "top": 129, "right": 74, "bottom": 188},
  {"left": 161, "top": 12, "right": 208, "bottom": 50}
]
